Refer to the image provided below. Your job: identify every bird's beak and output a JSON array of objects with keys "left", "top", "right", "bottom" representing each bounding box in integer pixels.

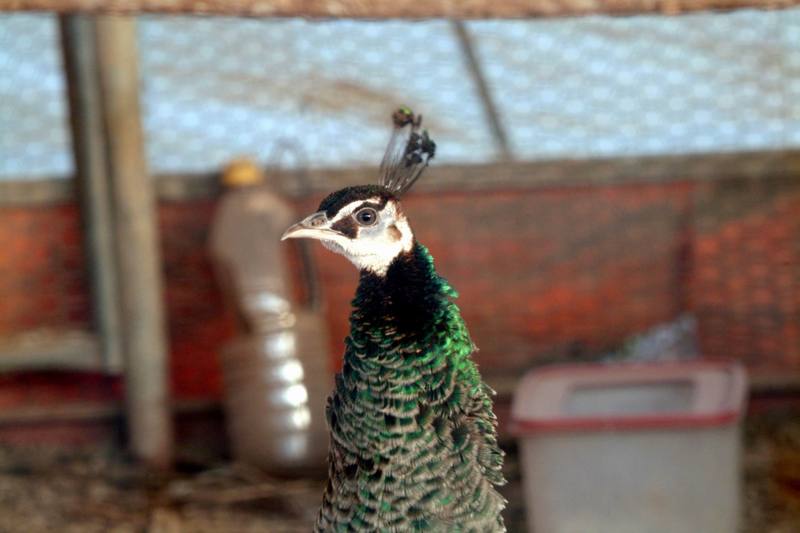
[{"left": 281, "top": 211, "right": 337, "bottom": 241}]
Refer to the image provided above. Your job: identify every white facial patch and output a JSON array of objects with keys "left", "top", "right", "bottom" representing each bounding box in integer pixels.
[{"left": 322, "top": 199, "right": 414, "bottom": 276}]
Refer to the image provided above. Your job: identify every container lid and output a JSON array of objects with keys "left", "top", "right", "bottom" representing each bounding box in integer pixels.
[{"left": 511, "top": 361, "right": 747, "bottom": 434}]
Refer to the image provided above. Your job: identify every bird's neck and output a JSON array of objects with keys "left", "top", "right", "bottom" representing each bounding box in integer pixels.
[
  {"left": 351, "top": 242, "right": 452, "bottom": 342},
  {"left": 339, "top": 241, "right": 476, "bottom": 451}
]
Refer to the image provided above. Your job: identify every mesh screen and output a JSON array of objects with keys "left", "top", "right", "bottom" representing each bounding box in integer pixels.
[
  {"left": 137, "top": 11, "right": 800, "bottom": 173},
  {"left": 0, "top": 14, "right": 73, "bottom": 179},
  {"left": 471, "top": 11, "right": 800, "bottom": 158},
  {"left": 1, "top": 10, "right": 799, "bottom": 177},
  {"left": 137, "top": 18, "right": 496, "bottom": 172}
]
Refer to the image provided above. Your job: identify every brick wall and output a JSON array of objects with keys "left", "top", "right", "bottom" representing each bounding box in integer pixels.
[
  {"left": 0, "top": 177, "right": 797, "bottom": 418},
  {"left": 0, "top": 205, "right": 91, "bottom": 335},
  {"left": 691, "top": 177, "right": 800, "bottom": 374}
]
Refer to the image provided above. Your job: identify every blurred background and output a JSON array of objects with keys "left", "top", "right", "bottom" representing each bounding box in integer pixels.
[{"left": 0, "top": 2, "right": 799, "bottom": 532}]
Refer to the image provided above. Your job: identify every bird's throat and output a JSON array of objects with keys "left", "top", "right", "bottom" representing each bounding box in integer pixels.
[{"left": 352, "top": 242, "right": 446, "bottom": 339}]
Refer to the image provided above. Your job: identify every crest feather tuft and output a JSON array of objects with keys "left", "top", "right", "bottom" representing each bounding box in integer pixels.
[{"left": 378, "top": 107, "right": 436, "bottom": 196}]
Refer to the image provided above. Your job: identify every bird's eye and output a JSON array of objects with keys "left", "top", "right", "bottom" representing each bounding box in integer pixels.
[{"left": 354, "top": 207, "right": 378, "bottom": 226}]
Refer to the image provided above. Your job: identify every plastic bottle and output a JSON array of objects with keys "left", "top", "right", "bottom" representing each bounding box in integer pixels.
[{"left": 210, "top": 158, "right": 330, "bottom": 475}]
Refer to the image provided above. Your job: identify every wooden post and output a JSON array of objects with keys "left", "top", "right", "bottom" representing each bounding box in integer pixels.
[
  {"left": 60, "top": 14, "right": 125, "bottom": 373},
  {"left": 94, "top": 15, "right": 173, "bottom": 469}
]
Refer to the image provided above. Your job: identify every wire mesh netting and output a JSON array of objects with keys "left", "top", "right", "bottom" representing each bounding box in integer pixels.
[
  {"left": 1, "top": 10, "right": 799, "bottom": 177},
  {"left": 137, "top": 18, "right": 497, "bottom": 172},
  {"left": 0, "top": 14, "right": 73, "bottom": 178},
  {"left": 471, "top": 13, "right": 800, "bottom": 158}
]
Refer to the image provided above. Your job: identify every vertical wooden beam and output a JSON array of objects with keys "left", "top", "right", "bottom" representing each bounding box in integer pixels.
[
  {"left": 94, "top": 15, "right": 173, "bottom": 469},
  {"left": 59, "top": 14, "right": 124, "bottom": 373}
]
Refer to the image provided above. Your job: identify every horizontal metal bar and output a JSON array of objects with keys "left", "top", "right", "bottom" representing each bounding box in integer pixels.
[
  {"left": 0, "top": 178, "right": 76, "bottom": 206},
  {"left": 0, "top": 329, "right": 103, "bottom": 372}
]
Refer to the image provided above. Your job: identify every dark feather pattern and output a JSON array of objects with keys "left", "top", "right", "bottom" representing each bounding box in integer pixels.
[
  {"left": 315, "top": 244, "right": 507, "bottom": 532},
  {"left": 379, "top": 107, "right": 436, "bottom": 197}
]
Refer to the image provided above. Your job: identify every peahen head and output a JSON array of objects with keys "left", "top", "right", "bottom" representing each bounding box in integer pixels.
[{"left": 282, "top": 107, "right": 435, "bottom": 276}]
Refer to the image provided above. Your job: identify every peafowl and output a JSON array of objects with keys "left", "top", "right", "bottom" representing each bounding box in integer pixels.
[{"left": 282, "top": 107, "right": 506, "bottom": 532}]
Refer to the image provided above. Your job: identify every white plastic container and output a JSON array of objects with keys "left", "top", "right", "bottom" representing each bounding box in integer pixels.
[{"left": 512, "top": 362, "right": 747, "bottom": 533}]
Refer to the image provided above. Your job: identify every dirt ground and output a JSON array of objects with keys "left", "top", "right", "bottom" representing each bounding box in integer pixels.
[{"left": 0, "top": 409, "right": 797, "bottom": 533}]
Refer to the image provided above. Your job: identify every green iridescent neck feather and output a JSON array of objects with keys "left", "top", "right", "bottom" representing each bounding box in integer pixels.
[{"left": 315, "top": 243, "right": 506, "bottom": 532}]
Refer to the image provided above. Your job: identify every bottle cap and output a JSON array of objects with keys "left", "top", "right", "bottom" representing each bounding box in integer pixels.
[{"left": 222, "top": 158, "right": 265, "bottom": 188}]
